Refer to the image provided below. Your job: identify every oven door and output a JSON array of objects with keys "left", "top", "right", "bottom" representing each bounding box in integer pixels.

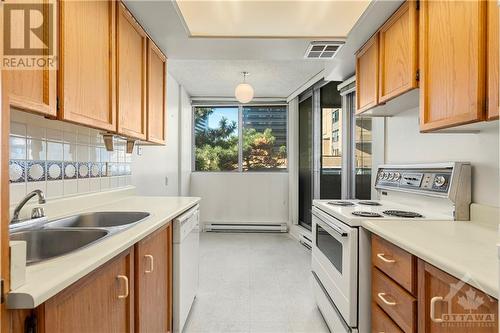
[{"left": 311, "top": 206, "right": 358, "bottom": 328}]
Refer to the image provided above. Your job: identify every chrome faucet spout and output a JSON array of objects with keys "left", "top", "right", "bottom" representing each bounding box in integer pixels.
[{"left": 11, "top": 190, "right": 46, "bottom": 224}]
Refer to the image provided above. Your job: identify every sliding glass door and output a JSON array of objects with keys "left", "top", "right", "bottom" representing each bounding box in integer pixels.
[
  {"left": 297, "top": 79, "right": 372, "bottom": 230},
  {"left": 320, "top": 82, "right": 342, "bottom": 200},
  {"left": 298, "top": 95, "right": 313, "bottom": 229}
]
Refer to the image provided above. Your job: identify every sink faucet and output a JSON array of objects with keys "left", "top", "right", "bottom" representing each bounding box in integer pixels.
[{"left": 11, "top": 190, "right": 46, "bottom": 224}]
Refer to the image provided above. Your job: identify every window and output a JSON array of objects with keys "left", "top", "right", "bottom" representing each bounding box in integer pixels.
[
  {"left": 242, "top": 106, "right": 287, "bottom": 171},
  {"left": 194, "top": 107, "right": 239, "bottom": 171},
  {"left": 193, "top": 105, "right": 287, "bottom": 172}
]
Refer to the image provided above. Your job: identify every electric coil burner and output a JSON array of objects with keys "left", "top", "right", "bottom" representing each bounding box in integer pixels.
[
  {"left": 383, "top": 210, "right": 424, "bottom": 218},
  {"left": 351, "top": 211, "right": 383, "bottom": 218},
  {"left": 328, "top": 201, "right": 355, "bottom": 206},
  {"left": 358, "top": 201, "right": 382, "bottom": 206}
]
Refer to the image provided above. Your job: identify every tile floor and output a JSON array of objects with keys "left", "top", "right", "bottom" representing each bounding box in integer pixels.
[{"left": 183, "top": 232, "right": 329, "bottom": 333}]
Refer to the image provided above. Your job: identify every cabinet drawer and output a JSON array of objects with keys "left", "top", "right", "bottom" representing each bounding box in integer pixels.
[
  {"left": 372, "top": 235, "right": 416, "bottom": 294},
  {"left": 372, "top": 267, "right": 416, "bottom": 333},
  {"left": 372, "top": 302, "right": 404, "bottom": 333}
]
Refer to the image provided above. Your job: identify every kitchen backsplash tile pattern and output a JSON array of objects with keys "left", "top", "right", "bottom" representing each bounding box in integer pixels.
[{"left": 9, "top": 109, "right": 133, "bottom": 204}]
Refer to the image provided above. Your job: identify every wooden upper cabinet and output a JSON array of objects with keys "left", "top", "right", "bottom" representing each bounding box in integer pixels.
[
  {"left": 41, "top": 248, "right": 135, "bottom": 333},
  {"left": 419, "top": 0, "right": 487, "bottom": 131},
  {"left": 418, "top": 260, "right": 498, "bottom": 333},
  {"left": 487, "top": 0, "right": 499, "bottom": 120},
  {"left": 5, "top": 0, "right": 56, "bottom": 117},
  {"left": 135, "top": 224, "right": 172, "bottom": 333},
  {"left": 147, "top": 40, "right": 167, "bottom": 144},
  {"left": 378, "top": 1, "right": 418, "bottom": 103},
  {"left": 356, "top": 34, "right": 379, "bottom": 114},
  {"left": 117, "top": 3, "right": 147, "bottom": 141},
  {"left": 58, "top": 0, "right": 116, "bottom": 131}
]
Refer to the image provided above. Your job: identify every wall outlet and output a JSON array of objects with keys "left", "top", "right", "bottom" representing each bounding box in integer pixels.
[{"left": 136, "top": 146, "right": 143, "bottom": 156}]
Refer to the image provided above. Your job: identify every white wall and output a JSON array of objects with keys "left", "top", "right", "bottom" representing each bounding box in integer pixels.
[
  {"left": 190, "top": 172, "right": 289, "bottom": 226},
  {"left": 179, "top": 88, "right": 192, "bottom": 196},
  {"left": 385, "top": 108, "right": 499, "bottom": 207},
  {"left": 132, "top": 72, "right": 191, "bottom": 196}
]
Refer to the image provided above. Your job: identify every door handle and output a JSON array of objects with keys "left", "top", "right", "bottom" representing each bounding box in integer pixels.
[
  {"left": 116, "top": 275, "right": 129, "bottom": 299},
  {"left": 377, "top": 292, "right": 396, "bottom": 306},
  {"left": 377, "top": 253, "right": 396, "bottom": 263},
  {"left": 430, "top": 296, "right": 444, "bottom": 323},
  {"left": 144, "top": 254, "right": 154, "bottom": 273}
]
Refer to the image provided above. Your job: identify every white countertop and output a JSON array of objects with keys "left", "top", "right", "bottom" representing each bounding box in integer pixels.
[
  {"left": 7, "top": 195, "right": 200, "bottom": 309},
  {"left": 362, "top": 218, "right": 499, "bottom": 298}
]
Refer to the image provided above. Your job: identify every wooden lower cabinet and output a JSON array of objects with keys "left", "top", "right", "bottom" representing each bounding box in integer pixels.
[
  {"left": 372, "top": 302, "right": 404, "bottom": 333},
  {"left": 418, "top": 260, "right": 498, "bottom": 333},
  {"left": 135, "top": 224, "right": 172, "bottom": 333},
  {"left": 40, "top": 247, "right": 134, "bottom": 333},
  {"left": 371, "top": 236, "right": 499, "bottom": 333},
  {"left": 8, "top": 222, "right": 174, "bottom": 333}
]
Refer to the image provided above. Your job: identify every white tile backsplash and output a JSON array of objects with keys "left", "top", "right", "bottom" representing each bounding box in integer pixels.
[
  {"left": 47, "top": 141, "right": 63, "bottom": 161},
  {"left": 9, "top": 109, "right": 133, "bottom": 204}
]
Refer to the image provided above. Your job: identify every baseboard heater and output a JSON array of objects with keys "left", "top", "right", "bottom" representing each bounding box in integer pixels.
[{"left": 204, "top": 223, "right": 288, "bottom": 233}]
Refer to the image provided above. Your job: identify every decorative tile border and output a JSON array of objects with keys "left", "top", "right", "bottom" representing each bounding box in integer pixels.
[
  {"left": 47, "top": 161, "right": 63, "bottom": 181},
  {"left": 27, "top": 160, "right": 46, "bottom": 182},
  {"left": 10, "top": 159, "right": 132, "bottom": 183},
  {"left": 9, "top": 160, "right": 25, "bottom": 183}
]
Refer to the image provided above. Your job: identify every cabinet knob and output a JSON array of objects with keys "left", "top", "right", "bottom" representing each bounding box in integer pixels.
[
  {"left": 116, "top": 275, "right": 129, "bottom": 299},
  {"left": 144, "top": 254, "right": 154, "bottom": 273},
  {"left": 430, "top": 296, "right": 444, "bottom": 323}
]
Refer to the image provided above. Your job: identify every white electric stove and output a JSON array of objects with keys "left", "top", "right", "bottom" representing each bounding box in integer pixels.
[{"left": 311, "top": 162, "right": 471, "bottom": 333}]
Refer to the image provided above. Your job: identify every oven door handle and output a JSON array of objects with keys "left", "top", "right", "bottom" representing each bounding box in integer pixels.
[{"left": 315, "top": 216, "right": 348, "bottom": 238}]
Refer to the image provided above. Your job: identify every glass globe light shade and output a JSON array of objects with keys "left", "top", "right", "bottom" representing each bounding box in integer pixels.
[{"left": 235, "top": 83, "right": 254, "bottom": 103}]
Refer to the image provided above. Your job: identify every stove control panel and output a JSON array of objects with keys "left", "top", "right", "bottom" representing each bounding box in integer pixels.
[{"left": 376, "top": 168, "right": 451, "bottom": 193}]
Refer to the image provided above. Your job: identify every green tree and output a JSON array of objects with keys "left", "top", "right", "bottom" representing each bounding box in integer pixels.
[
  {"left": 195, "top": 108, "right": 238, "bottom": 171},
  {"left": 194, "top": 108, "right": 286, "bottom": 171},
  {"left": 242, "top": 128, "right": 286, "bottom": 170}
]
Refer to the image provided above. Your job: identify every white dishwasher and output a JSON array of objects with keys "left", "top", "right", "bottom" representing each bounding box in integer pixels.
[{"left": 173, "top": 205, "right": 200, "bottom": 333}]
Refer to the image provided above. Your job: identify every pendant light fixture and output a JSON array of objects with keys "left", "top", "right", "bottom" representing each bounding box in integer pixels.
[{"left": 234, "top": 71, "right": 254, "bottom": 104}]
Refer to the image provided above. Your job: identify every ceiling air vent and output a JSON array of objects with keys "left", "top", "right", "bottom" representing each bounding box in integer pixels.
[{"left": 304, "top": 41, "right": 344, "bottom": 59}]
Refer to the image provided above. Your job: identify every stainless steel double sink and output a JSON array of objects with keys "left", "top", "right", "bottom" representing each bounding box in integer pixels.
[{"left": 10, "top": 212, "right": 150, "bottom": 265}]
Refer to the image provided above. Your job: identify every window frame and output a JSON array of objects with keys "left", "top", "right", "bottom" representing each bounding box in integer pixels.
[{"left": 192, "top": 103, "right": 289, "bottom": 173}]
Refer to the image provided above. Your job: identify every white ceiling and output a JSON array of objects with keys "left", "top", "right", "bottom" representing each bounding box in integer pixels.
[
  {"left": 168, "top": 60, "right": 324, "bottom": 98},
  {"left": 174, "top": 0, "right": 370, "bottom": 38},
  {"left": 124, "top": 0, "right": 332, "bottom": 98},
  {"left": 123, "top": 0, "right": 402, "bottom": 99}
]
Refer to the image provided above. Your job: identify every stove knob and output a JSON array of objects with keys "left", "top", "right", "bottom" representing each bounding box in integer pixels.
[
  {"left": 388, "top": 172, "right": 394, "bottom": 180},
  {"left": 393, "top": 172, "right": 401, "bottom": 181},
  {"left": 378, "top": 172, "right": 384, "bottom": 180},
  {"left": 434, "top": 176, "right": 446, "bottom": 187},
  {"left": 382, "top": 172, "right": 388, "bottom": 180}
]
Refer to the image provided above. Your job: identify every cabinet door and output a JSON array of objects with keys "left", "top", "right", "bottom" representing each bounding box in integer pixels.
[
  {"left": 378, "top": 1, "right": 418, "bottom": 103},
  {"left": 417, "top": 260, "right": 498, "bottom": 333},
  {"left": 58, "top": 0, "right": 116, "bottom": 131},
  {"left": 147, "top": 40, "right": 167, "bottom": 144},
  {"left": 5, "top": 0, "right": 56, "bottom": 117},
  {"left": 135, "top": 224, "right": 172, "bottom": 333},
  {"left": 419, "top": 0, "right": 486, "bottom": 131},
  {"left": 42, "top": 248, "right": 134, "bottom": 333},
  {"left": 117, "top": 2, "right": 147, "bottom": 140},
  {"left": 356, "top": 34, "right": 379, "bottom": 114},
  {"left": 487, "top": 0, "right": 499, "bottom": 120}
]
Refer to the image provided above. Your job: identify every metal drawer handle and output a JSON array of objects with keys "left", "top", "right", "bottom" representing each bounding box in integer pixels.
[
  {"left": 430, "top": 296, "right": 444, "bottom": 323},
  {"left": 117, "top": 275, "right": 129, "bottom": 299},
  {"left": 377, "top": 253, "right": 396, "bottom": 263},
  {"left": 144, "top": 254, "right": 154, "bottom": 273},
  {"left": 377, "top": 292, "right": 396, "bottom": 306}
]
